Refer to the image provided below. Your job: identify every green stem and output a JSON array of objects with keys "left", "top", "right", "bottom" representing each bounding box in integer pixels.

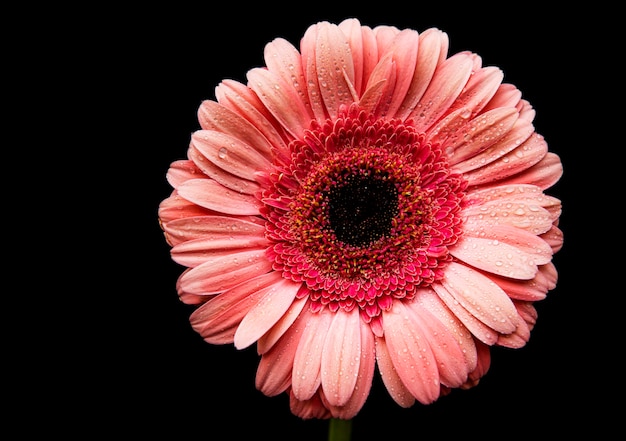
[{"left": 328, "top": 418, "right": 352, "bottom": 441}]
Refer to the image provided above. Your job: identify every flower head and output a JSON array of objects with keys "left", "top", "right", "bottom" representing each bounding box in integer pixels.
[{"left": 158, "top": 18, "right": 563, "bottom": 420}]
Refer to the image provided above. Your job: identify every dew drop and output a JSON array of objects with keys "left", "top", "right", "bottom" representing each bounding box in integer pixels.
[{"left": 218, "top": 147, "right": 228, "bottom": 159}]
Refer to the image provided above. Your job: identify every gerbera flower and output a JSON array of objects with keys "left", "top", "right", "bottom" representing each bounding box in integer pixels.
[{"left": 158, "top": 18, "right": 563, "bottom": 420}]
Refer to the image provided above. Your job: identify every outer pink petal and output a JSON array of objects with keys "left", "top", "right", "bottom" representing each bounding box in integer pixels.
[
  {"left": 450, "top": 117, "right": 535, "bottom": 174},
  {"left": 163, "top": 215, "right": 266, "bottom": 245},
  {"left": 187, "top": 144, "right": 262, "bottom": 195},
  {"left": 263, "top": 37, "right": 314, "bottom": 122},
  {"left": 483, "top": 262, "right": 558, "bottom": 301},
  {"left": 191, "top": 130, "right": 271, "bottom": 181},
  {"left": 396, "top": 27, "right": 449, "bottom": 120},
  {"left": 408, "top": 52, "right": 474, "bottom": 132},
  {"left": 325, "top": 319, "right": 376, "bottom": 419},
  {"left": 257, "top": 295, "right": 308, "bottom": 354},
  {"left": 374, "top": 29, "right": 420, "bottom": 117},
  {"left": 374, "top": 336, "right": 416, "bottom": 407},
  {"left": 431, "top": 281, "right": 499, "bottom": 345},
  {"left": 171, "top": 239, "right": 267, "bottom": 268},
  {"left": 465, "top": 182, "right": 557, "bottom": 206},
  {"left": 165, "top": 159, "right": 203, "bottom": 189},
  {"left": 177, "top": 178, "right": 263, "bottom": 215},
  {"left": 338, "top": 18, "right": 368, "bottom": 96},
  {"left": 451, "top": 225, "right": 553, "bottom": 279},
  {"left": 290, "top": 389, "right": 332, "bottom": 419},
  {"left": 542, "top": 224, "right": 564, "bottom": 254},
  {"left": 497, "top": 301, "right": 537, "bottom": 348},
  {"left": 158, "top": 191, "right": 215, "bottom": 230},
  {"left": 234, "top": 278, "right": 301, "bottom": 349},
  {"left": 496, "top": 152, "right": 563, "bottom": 191},
  {"left": 411, "top": 287, "right": 478, "bottom": 372},
  {"left": 463, "top": 183, "right": 561, "bottom": 234},
  {"left": 300, "top": 23, "right": 328, "bottom": 123},
  {"left": 462, "top": 132, "right": 549, "bottom": 187},
  {"left": 440, "top": 262, "right": 520, "bottom": 334},
  {"left": 382, "top": 300, "right": 440, "bottom": 404},
  {"left": 464, "top": 340, "right": 491, "bottom": 387},
  {"left": 482, "top": 83, "right": 523, "bottom": 112},
  {"left": 178, "top": 249, "right": 273, "bottom": 295},
  {"left": 247, "top": 67, "right": 312, "bottom": 139},
  {"left": 358, "top": 54, "right": 393, "bottom": 113},
  {"left": 292, "top": 308, "right": 333, "bottom": 401},
  {"left": 404, "top": 300, "right": 469, "bottom": 388},
  {"left": 214, "top": 79, "right": 290, "bottom": 155},
  {"left": 189, "top": 271, "right": 283, "bottom": 344},
  {"left": 314, "top": 21, "right": 357, "bottom": 118},
  {"left": 197, "top": 100, "right": 273, "bottom": 157},
  {"left": 320, "top": 308, "right": 361, "bottom": 406},
  {"left": 445, "top": 66, "right": 504, "bottom": 119},
  {"left": 445, "top": 107, "right": 519, "bottom": 165},
  {"left": 256, "top": 306, "right": 309, "bottom": 396}
]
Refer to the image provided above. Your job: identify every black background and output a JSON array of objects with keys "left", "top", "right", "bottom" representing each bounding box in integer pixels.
[{"left": 48, "top": 3, "right": 612, "bottom": 439}]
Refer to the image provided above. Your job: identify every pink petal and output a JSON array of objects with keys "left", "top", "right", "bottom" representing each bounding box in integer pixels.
[
  {"left": 404, "top": 300, "right": 469, "bottom": 388},
  {"left": 451, "top": 117, "right": 534, "bottom": 174},
  {"left": 292, "top": 308, "right": 333, "bottom": 401},
  {"left": 158, "top": 190, "right": 214, "bottom": 228},
  {"left": 234, "top": 278, "right": 302, "bottom": 349},
  {"left": 177, "top": 178, "right": 263, "bottom": 215},
  {"left": 171, "top": 239, "right": 267, "bottom": 268},
  {"left": 431, "top": 281, "right": 499, "bottom": 345},
  {"left": 247, "top": 67, "right": 312, "bottom": 139},
  {"left": 445, "top": 107, "right": 519, "bottom": 165},
  {"left": 463, "top": 183, "right": 560, "bottom": 234},
  {"left": 445, "top": 66, "right": 504, "bottom": 119},
  {"left": 257, "top": 295, "right": 308, "bottom": 354},
  {"left": 179, "top": 249, "right": 273, "bottom": 295},
  {"left": 214, "top": 79, "right": 290, "bottom": 155},
  {"left": 290, "top": 390, "right": 332, "bottom": 419},
  {"left": 411, "top": 287, "right": 478, "bottom": 373},
  {"left": 314, "top": 21, "right": 356, "bottom": 118},
  {"left": 263, "top": 37, "right": 314, "bottom": 122},
  {"left": 439, "top": 262, "right": 520, "bottom": 334},
  {"left": 483, "top": 83, "right": 523, "bottom": 112},
  {"left": 382, "top": 300, "right": 440, "bottom": 404},
  {"left": 191, "top": 130, "right": 271, "bottom": 181},
  {"left": 374, "top": 29, "right": 420, "bottom": 117},
  {"left": 338, "top": 18, "right": 372, "bottom": 96},
  {"left": 325, "top": 319, "right": 376, "bottom": 419},
  {"left": 374, "top": 336, "right": 416, "bottom": 407},
  {"left": 300, "top": 23, "right": 328, "bottom": 123},
  {"left": 497, "top": 152, "right": 563, "bottom": 191},
  {"left": 462, "top": 132, "right": 549, "bottom": 187},
  {"left": 189, "top": 271, "right": 283, "bottom": 344},
  {"left": 451, "top": 225, "right": 553, "bottom": 279},
  {"left": 165, "top": 159, "right": 204, "bottom": 189},
  {"left": 163, "top": 215, "right": 266, "bottom": 245},
  {"left": 497, "top": 301, "right": 537, "bottom": 348},
  {"left": 483, "top": 262, "right": 557, "bottom": 301},
  {"left": 396, "top": 27, "right": 449, "bottom": 120},
  {"left": 197, "top": 100, "right": 273, "bottom": 157},
  {"left": 256, "top": 306, "right": 309, "bottom": 396},
  {"left": 321, "top": 308, "right": 361, "bottom": 406},
  {"left": 187, "top": 144, "right": 261, "bottom": 195},
  {"left": 408, "top": 52, "right": 474, "bottom": 132},
  {"left": 542, "top": 224, "right": 564, "bottom": 253}
]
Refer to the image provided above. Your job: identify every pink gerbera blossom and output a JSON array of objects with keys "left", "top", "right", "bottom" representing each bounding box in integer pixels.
[{"left": 158, "top": 18, "right": 563, "bottom": 420}]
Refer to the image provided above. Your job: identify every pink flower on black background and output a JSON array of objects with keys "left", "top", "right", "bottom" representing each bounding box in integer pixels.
[{"left": 158, "top": 18, "right": 563, "bottom": 420}]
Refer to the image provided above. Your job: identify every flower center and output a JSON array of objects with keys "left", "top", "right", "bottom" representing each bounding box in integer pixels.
[
  {"left": 262, "top": 105, "right": 466, "bottom": 322},
  {"left": 327, "top": 174, "right": 398, "bottom": 247}
]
